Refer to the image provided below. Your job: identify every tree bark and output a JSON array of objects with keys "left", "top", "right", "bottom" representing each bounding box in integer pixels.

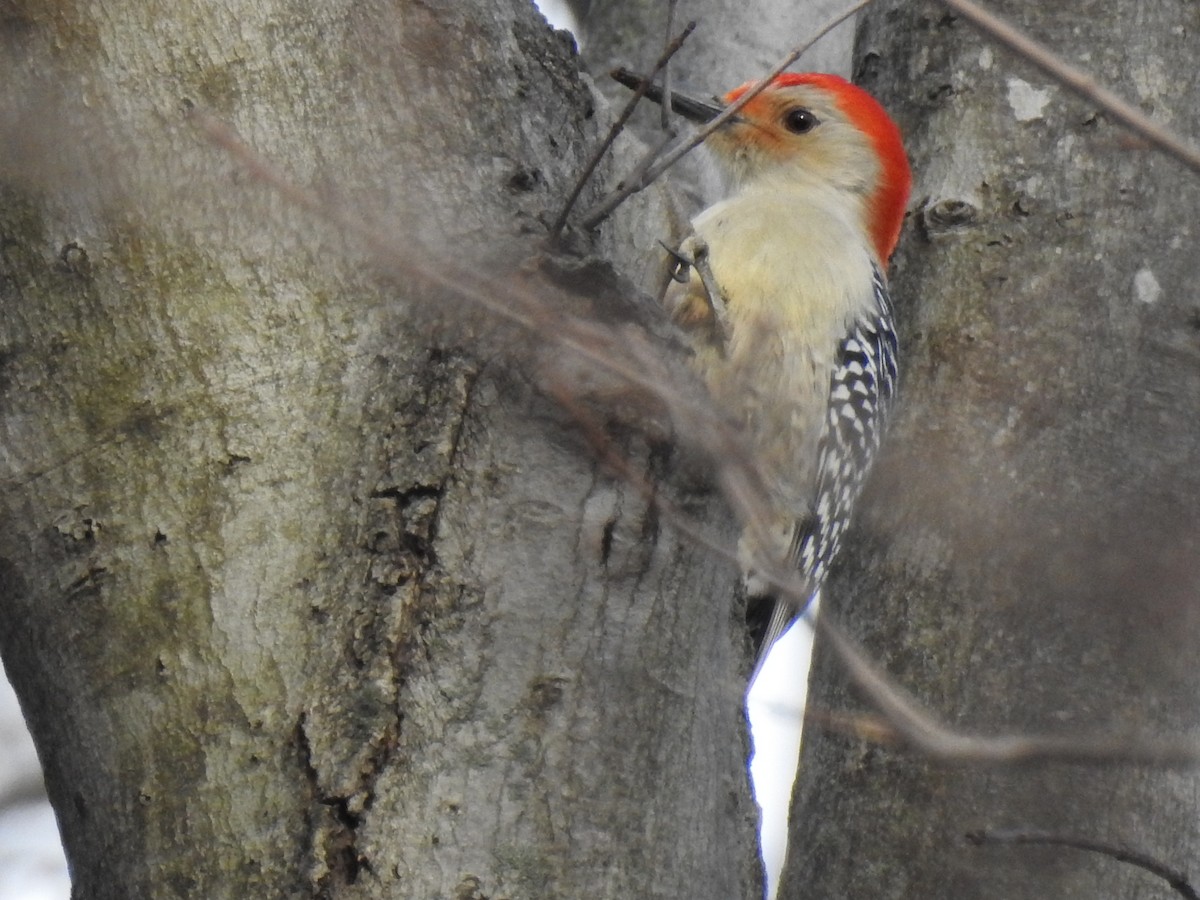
[
  {"left": 790, "top": 1, "right": 1200, "bottom": 897},
  {"left": 0, "top": 1, "right": 759, "bottom": 896}
]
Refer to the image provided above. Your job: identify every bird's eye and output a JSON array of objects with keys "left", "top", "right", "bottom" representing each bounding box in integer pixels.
[{"left": 783, "top": 107, "right": 819, "bottom": 134}]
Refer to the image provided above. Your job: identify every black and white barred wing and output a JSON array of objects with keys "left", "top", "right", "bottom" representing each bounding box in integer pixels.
[
  {"left": 793, "top": 265, "right": 898, "bottom": 581},
  {"left": 756, "top": 266, "right": 899, "bottom": 667}
]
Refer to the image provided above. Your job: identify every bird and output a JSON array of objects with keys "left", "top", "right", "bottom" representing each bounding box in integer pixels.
[{"left": 612, "top": 67, "right": 912, "bottom": 676}]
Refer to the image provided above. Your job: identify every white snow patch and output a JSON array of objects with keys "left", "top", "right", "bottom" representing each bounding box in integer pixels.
[
  {"left": 0, "top": 803, "right": 70, "bottom": 900},
  {"left": 748, "top": 603, "right": 817, "bottom": 900},
  {"left": 1006, "top": 78, "right": 1051, "bottom": 122},
  {"left": 533, "top": 0, "right": 578, "bottom": 34},
  {"left": 1133, "top": 267, "right": 1162, "bottom": 304}
]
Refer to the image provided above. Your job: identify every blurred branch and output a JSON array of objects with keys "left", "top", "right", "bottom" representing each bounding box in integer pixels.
[
  {"left": 549, "top": 17, "right": 696, "bottom": 239},
  {"left": 939, "top": 0, "right": 1200, "bottom": 175},
  {"left": 813, "top": 613, "right": 1200, "bottom": 767},
  {"left": 966, "top": 828, "right": 1200, "bottom": 900},
  {"left": 660, "top": 0, "right": 678, "bottom": 132}
]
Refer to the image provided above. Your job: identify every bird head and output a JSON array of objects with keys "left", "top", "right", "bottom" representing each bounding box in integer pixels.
[{"left": 613, "top": 70, "right": 912, "bottom": 264}]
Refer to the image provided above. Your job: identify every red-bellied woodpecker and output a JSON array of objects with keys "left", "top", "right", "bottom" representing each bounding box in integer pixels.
[{"left": 614, "top": 69, "right": 912, "bottom": 673}]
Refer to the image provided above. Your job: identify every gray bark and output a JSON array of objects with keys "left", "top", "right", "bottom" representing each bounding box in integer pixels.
[
  {"left": 0, "top": 1, "right": 758, "bottom": 896},
  {"left": 790, "top": 1, "right": 1200, "bottom": 897}
]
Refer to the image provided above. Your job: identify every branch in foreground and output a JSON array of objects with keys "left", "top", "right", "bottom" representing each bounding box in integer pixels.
[
  {"left": 659, "top": 0, "right": 678, "bottom": 133},
  {"left": 939, "top": 0, "right": 1200, "bottom": 175},
  {"left": 811, "top": 613, "right": 1200, "bottom": 767},
  {"left": 967, "top": 828, "right": 1200, "bottom": 900},
  {"left": 579, "top": 0, "right": 875, "bottom": 230},
  {"left": 549, "top": 17, "right": 697, "bottom": 238}
]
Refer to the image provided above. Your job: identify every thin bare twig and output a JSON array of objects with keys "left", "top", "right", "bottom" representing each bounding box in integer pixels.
[
  {"left": 813, "top": 613, "right": 1200, "bottom": 767},
  {"left": 580, "top": 0, "right": 875, "bottom": 230},
  {"left": 939, "top": 0, "right": 1200, "bottom": 175},
  {"left": 549, "top": 19, "right": 697, "bottom": 239},
  {"left": 661, "top": 0, "right": 678, "bottom": 132},
  {"left": 967, "top": 828, "right": 1200, "bottom": 899},
  {"left": 619, "top": 130, "right": 678, "bottom": 197}
]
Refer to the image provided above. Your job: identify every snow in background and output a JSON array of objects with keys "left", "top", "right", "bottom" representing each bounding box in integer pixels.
[
  {"left": 0, "top": 803, "right": 70, "bottom": 900},
  {"left": 0, "top": 662, "right": 69, "bottom": 900},
  {"left": 747, "top": 620, "right": 814, "bottom": 900},
  {"left": 533, "top": 0, "right": 579, "bottom": 36}
]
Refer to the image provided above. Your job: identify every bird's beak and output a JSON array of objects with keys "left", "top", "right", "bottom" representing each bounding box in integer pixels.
[{"left": 610, "top": 67, "right": 732, "bottom": 125}]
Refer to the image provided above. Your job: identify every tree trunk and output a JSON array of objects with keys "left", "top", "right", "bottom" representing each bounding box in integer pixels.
[
  {"left": 0, "top": 1, "right": 760, "bottom": 896},
  {"left": 790, "top": 1, "right": 1200, "bottom": 897}
]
